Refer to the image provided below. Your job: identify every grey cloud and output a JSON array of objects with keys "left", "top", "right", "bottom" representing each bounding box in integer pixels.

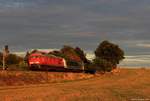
[{"left": 0, "top": 0, "right": 150, "bottom": 54}]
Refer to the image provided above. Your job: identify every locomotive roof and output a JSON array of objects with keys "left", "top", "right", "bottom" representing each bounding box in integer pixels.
[{"left": 30, "top": 52, "right": 63, "bottom": 59}]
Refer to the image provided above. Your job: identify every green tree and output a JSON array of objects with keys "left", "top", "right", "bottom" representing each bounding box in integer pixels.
[
  {"left": 75, "top": 47, "right": 90, "bottom": 64},
  {"left": 61, "top": 45, "right": 82, "bottom": 62},
  {"left": 0, "top": 52, "right": 3, "bottom": 66},
  {"left": 7, "top": 54, "right": 23, "bottom": 65},
  {"left": 60, "top": 45, "right": 83, "bottom": 67},
  {"left": 94, "top": 40, "right": 124, "bottom": 71}
]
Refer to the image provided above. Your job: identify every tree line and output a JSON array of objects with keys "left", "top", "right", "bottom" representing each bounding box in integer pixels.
[{"left": 0, "top": 40, "right": 125, "bottom": 72}]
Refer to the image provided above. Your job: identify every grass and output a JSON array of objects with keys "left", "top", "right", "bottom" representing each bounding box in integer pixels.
[
  {"left": 0, "top": 68, "right": 150, "bottom": 101},
  {"left": 0, "top": 70, "right": 94, "bottom": 86},
  {"left": 108, "top": 88, "right": 148, "bottom": 101}
]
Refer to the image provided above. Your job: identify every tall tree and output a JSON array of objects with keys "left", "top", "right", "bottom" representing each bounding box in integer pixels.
[
  {"left": 75, "top": 47, "right": 89, "bottom": 64},
  {"left": 3, "top": 45, "right": 9, "bottom": 70},
  {"left": 61, "top": 45, "right": 82, "bottom": 62},
  {"left": 94, "top": 40, "right": 124, "bottom": 70}
]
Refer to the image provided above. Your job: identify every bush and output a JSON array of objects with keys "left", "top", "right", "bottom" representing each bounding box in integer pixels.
[
  {"left": 93, "top": 58, "right": 113, "bottom": 72},
  {"left": 7, "top": 54, "right": 23, "bottom": 65},
  {"left": 18, "top": 61, "right": 29, "bottom": 70}
]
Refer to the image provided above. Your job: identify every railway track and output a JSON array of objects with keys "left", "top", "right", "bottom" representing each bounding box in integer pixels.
[{"left": 29, "top": 65, "right": 96, "bottom": 74}]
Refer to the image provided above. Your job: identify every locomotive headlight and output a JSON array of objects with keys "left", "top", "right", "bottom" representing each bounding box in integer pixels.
[
  {"left": 29, "top": 62, "right": 34, "bottom": 64},
  {"left": 29, "top": 61, "right": 40, "bottom": 64},
  {"left": 35, "top": 61, "right": 40, "bottom": 64}
]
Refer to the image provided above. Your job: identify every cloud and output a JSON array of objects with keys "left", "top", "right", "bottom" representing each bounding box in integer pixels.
[
  {"left": 0, "top": 0, "right": 150, "bottom": 54},
  {"left": 0, "top": 1, "right": 35, "bottom": 8},
  {"left": 75, "top": 32, "right": 97, "bottom": 37},
  {"left": 136, "top": 44, "right": 150, "bottom": 48}
]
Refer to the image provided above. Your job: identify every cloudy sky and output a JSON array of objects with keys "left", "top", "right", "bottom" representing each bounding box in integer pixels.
[{"left": 0, "top": 0, "right": 150, "bottom": 56}]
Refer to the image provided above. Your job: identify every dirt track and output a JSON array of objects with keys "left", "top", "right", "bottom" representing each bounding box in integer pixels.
[{"left": 0, "top": 69, "right": 150, "bottom": 101}]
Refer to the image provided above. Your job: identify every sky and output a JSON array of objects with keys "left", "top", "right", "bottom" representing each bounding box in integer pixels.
[{"left": 0, "top": 0, "right": 150, "bottom": 58}]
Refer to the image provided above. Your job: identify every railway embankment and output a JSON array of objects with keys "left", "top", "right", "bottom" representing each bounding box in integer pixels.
[{"left": 0, "top": 70, "right": 95, "bottom": 86}]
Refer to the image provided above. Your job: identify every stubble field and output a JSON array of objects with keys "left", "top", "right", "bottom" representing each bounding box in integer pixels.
[{"left": 0, "top": 68, "right": 150, "bottom": 101}]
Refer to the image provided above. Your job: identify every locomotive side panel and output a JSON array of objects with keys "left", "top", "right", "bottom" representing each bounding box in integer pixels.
[{"left": 28, "top": 53, "right": 67, "bottom": 70}]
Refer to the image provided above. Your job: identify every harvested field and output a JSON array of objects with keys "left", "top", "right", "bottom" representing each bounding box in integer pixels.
[{"left": 0, "top": 68, "right": 150, "bottom": 101}]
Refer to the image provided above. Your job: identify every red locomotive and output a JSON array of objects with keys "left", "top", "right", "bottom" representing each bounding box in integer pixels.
[{"left": 28, "top": 52, "right": 67, "bottom": 70}]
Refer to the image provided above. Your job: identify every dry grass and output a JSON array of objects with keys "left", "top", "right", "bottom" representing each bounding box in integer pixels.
[
  {"left": 0, "top": 70, "right": 94, "bottom": 86},
  {"left": 0, "top": 68, "right": 150, "bottom": 101}
]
